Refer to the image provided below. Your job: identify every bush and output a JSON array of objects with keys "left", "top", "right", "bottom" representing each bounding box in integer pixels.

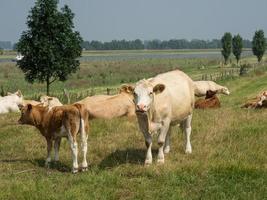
[
  {"left": 0, "top": 49, "right": 3, "bottom": 55},
  {"left": 239, "top": 64, "right": 252, "bottom": 76}
]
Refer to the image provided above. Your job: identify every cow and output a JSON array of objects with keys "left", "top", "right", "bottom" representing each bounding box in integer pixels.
[
  {"left": 195, "top": 90, "right": 221, "bottom": 109},
  {"left": 193, "top": 81, "right": 230, "bottom": 97},
  {"left": 77, "top": 85, "right": 135, "bottom": 119},
  {"left": 241, "top": 91, "right": 267, "bottom": 108},
  {"left": 0, "top": 90, "right": 23, "bottom": 114},
  {"left": 18, "top": 103, "right": 89, "bottom": 173},
  {"left": 128, "top": 70, "right": 195, "bottom": 165},
  {"left": 40, "top": 95, "right": 63, "bottom": 108}
]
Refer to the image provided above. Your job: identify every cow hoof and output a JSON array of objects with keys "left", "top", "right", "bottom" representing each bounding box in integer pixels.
[
  {"left": 164, "top": 146, "right": 170, "bottom": 154},
  {"left": 45, "top": 161, "right": 51, "bottom": 168},
  {"left": 144, "top": 159, "right": 152, "bottom": 165},
  {"left": 185, "top": 148, "right": 192, "bottom": 154},
  {"left": 81, "top": 167, "right": 88, "bottom": 172},
  {"left": 157, "top": 158, "right": 165, "bottom": 164},
  {"left": 72, "top": 168, "right": 79, "bottom": 174}
]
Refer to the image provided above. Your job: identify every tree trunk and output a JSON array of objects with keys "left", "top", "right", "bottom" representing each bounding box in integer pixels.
[{"left": 46, "top": 77, "right": 50, "bottom": 95}]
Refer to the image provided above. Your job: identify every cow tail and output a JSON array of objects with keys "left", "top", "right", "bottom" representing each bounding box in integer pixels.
[{"left": 74, "top": 103, "right": 89, "bottom": 134}]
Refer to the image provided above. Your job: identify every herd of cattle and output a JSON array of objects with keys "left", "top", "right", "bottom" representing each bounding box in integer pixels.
[{"left": 1, "top": 70, "right": 267, "bottom": 173}]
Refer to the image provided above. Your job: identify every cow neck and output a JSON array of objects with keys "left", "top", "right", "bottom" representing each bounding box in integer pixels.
[
  {"left": 147, "top": 93, "right": 156, "bottom": 133},
  {"left": 121, "top": 92, "right": 134, "bottom": 105},
  {"left": 32, "top": 107, "right": 49, "bottom": 132}
]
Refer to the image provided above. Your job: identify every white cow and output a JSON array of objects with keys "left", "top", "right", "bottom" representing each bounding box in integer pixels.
[
  {"left": 193, "top": 81, "right": 230, "bottom": 97},
  {"left": 0, "top": 90, "right": 24, "bottom": 114},
  {"left": 130, "top": 70, "right": 195, "bottom": 165}
]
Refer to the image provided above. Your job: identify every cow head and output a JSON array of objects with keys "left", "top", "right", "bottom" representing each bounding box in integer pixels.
[
  {"left": 133, "top": 79, "right": 165, "bottom": 113},
  {"left": 40, "top": 95, "right": 54, "bottom": 107},
  {"left": 220, "top": 87, "right": 230, "bottom": 95},
  {"left": 7, "top": 90, "right": 24, "bottom": 105},
  {"left": 18, "top": 104, "right": 35, "bottom": 125}
]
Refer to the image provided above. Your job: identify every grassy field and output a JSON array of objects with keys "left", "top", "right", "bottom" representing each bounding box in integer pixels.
[{"left": 0, "top": 51, "right": 267, "bottom": 199}]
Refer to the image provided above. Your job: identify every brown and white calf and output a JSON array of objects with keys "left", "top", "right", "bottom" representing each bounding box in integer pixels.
[
  {"left": 195, "top": 90, "right": 221, "bottom": 109},
  {"left": 18, "top": 103, "right": 89, "bottom": 173},
  {"left": 77, "top": 85, "right": 135, "bottom": 119}
]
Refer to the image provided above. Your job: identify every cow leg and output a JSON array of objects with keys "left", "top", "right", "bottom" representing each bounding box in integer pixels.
[
  {"left": 45, "top": 138, "right": 52, "bottom": 167},
  {"left": 157, "top": 120, "right": 171, "bottom": 164},
  {"left": 68, "top": 133, "right": 79, "bottom": 173},
  {"left": 164, "top": 127, "right": 171, "bottom": 154},
  {"left": 54, "top": 138, "right": 61, "bottom": 162},
  {"left": 80, "top": 119, "right": 88, "bottom": 172},
  {"left": 143, "top": 131, "right": 153, "bottom": 165},
  {"left": 182, "top": 114, "right": 192, "bottom": 154}
]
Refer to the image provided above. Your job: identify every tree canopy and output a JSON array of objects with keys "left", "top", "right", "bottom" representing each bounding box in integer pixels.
[
  {"left": 252, "top": 30, "right": 266, "bottom": 63},
  {"left": 221, "top": 32, "right": 232, "bottom": 64},
  {"left": 232, "top": 34, "right": 243, "bottom": 65},
  {"left": 17, "top": 0, "right": 83, "bottom": 94}
]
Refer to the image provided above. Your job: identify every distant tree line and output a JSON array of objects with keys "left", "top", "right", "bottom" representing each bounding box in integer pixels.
[
  {"left": 81, "top": 38, "right": 252, "bottom": 50},
  {"left": 0, "top": 38, "right": 253, "bottom": 51}
]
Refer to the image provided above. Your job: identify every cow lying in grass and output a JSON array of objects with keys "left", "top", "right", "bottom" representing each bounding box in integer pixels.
[
  {"left": 0, "top": 90, "right": 23, "bottom": 114},
  {"left": 195, "top": 90, "right": 221, "bottom": 109},
  {"left": 193, "top": 81, "right": 230, "bottom": 97},
  {"left": 128, "top": 70, "right": 195, "bottom": 165},
  {"left": 77, "top": 85, "right": 135, "bottom": 119},
  {"left": 241, "top": 91, "right": 267, "bottom": 108},
  {"left": 18, "top": 103, "right": 89, "bottom": 173},
  {"left": 40, "top": 95, "right": 63, "bottom": 108}
]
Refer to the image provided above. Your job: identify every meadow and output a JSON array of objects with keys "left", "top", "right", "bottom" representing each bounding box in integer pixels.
[{"left": 0, "top": 50, "right": 266, "bottom": 199}]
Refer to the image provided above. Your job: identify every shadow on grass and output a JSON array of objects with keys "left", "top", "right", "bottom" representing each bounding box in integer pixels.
[
  {"left": 99, "top": 148, "right": 158, "bottom": 169},
  {"left": 0, "top": 158, "right": 71, "bottom": 172},
  {"left": 33, "top": 159, "right": 71, "bottom": 172}
]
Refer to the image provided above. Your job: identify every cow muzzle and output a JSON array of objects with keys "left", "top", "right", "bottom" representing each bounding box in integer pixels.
[{"left": 136, "top": 104, "right": 148, "bottom": 113}]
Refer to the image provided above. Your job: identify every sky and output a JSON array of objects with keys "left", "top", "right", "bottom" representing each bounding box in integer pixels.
[{"left": 0, "top": 0, "right": 267, "bottom": 43}]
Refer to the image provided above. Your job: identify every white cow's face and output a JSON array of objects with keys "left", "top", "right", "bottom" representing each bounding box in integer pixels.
[
  {"left": 7, "top": 90, "right": 23, "bottom": 105},
  {"left": 134, "top": 80, "right": 165, "bottom": 113},
  {"left": 221, "top": 87, "right": 230, "bottom": 95}
]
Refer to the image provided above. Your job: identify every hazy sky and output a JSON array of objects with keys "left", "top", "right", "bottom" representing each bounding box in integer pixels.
[{"left": 0, "top": 0, "right": 267, "bottom": 43}]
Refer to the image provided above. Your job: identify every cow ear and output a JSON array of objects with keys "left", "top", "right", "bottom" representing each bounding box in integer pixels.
[
  {"left": 153, "top": 84, "right": 165, "bottom": 94},
  {"left": 16, "top": 90, "right": 22, "bottom": 97},
  {"left": 27, "top": 104, "right": 32, "bottom": 111},
  {"left": 120, "top": 85, "right": 134, "bottom": 94}
]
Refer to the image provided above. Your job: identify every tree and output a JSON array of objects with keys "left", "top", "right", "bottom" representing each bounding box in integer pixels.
[
  {"left": 17, "top": 0, "right": 83, "bottom": 95},
  {"left": 252, "top": 30, "right": 266, "bottom": 63},
  {"left": 232, "top": 34, "right": 243, "bottom": 65},
  {"left": 221, "top": 32, "right": 232, "bottom": 64}
]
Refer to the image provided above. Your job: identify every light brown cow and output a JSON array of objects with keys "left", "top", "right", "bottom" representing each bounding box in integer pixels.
[
  {"left": 193, "top": 81, "right": 230, "bottom": 97},
  {"left": 129, "top": 70, "right": 195, "bottom": 165},
  {"left": 77, "top": 85, "right": 135, "bottom": 119},
  {"left": 18, "top": 103, "right": 89, "bottom": 173},
  {"left": 241, "top": 91, "right": 267, "bottom": 108}
]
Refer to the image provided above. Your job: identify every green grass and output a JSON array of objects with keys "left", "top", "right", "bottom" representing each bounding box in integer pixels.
[{"left": 0, "top": 52, "right": 267, "bottom": 199}]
